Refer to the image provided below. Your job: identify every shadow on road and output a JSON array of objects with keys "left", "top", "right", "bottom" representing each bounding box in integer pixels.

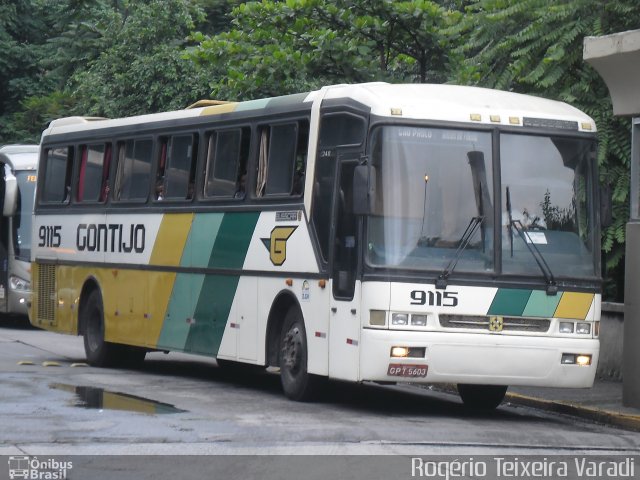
[
  {"left": 136, "top": 354, "right": 530, "bottom": 422},
  {"left": 0, "top": 314, "right": 36, "bottom": 330}
]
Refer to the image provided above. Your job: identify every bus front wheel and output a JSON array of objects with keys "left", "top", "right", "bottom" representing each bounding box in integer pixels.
[
  {"left": 279, "top": 307, "right": 321, "bottom": 401},
  {"left": 457, "top": 384, "right": 507, "bottom": 410},
  {"left": 82, "top": 290, "right": 119, "bottom": 367}
]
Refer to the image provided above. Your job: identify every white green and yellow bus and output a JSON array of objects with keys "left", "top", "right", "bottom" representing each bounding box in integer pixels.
[
  {"left": 0, "top": 145, "right": 38, "bottom": 318},
  {"left": 30, "top": 83, "right": 601, "bottom": 409}
]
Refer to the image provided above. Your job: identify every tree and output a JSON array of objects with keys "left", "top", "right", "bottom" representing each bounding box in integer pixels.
[
  {"left": 189, "top": 0, "right": 460, "bottom": 100},
  {"left": 67, "top": 0, "right": 211, "bottom": 117},
  {"left": 453, "top": 0, "right": 640, "bottom": 299},
  {"left": 0, "top": 0, "right": 55, "bottom": 143},
  {"left": 0, "top": 0, "right": 232, "bottom": 144}
]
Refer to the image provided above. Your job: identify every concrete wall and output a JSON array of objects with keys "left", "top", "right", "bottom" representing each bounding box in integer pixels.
[{"left": 598, "top": 302, "right": 624, "bottom": 381}]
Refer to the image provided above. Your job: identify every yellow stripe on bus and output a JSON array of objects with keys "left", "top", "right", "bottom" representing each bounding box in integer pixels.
[
  {"left": 200, "top": 103, "right": 238, "bottom": 116},
  {"left": 554, "top": 292, "right": 594, "bottom": 320},
  {"left": 149, "top": 213, "right": 194, "bottom": 266}
]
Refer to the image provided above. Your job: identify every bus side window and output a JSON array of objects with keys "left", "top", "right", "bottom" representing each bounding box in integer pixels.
[
  {"left": 114, "top": 139, "right": 152, "bottom": 201},
  {"left": 257, "top": 120, "right": 309, "bottom": 197},
  {"left": 99, "top": 143, "right": 111, "bottom": 202},
  {"left": 163, "top": 134, "right": 198, "bottom": 201},
  {"left": 155, "top": 139, "right": 168, "bottom": 200},
  {"left": 41, "top": 146, "right": 74, "bottom": 204},
  {"left": 204, "top": 128, "right": 250, "bottom": 199},
  {"left": 311, "top": 113, "right": 366, "bottom": 263},
  {"left": 77, "top": 143, "right": 107, "bottom": 203},
  {"left": 318, "top": 113, "right": 366, "bottom": 149},
  {"left": 292, "top": 122, "right": 309, "bottom": 196}
]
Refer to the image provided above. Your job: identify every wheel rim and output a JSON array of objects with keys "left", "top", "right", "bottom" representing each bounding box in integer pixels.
[{"left": 281, "top": 325, "right": 303, "bottom": 376}]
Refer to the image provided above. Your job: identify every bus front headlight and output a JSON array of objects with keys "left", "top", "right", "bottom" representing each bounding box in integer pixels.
[
  {"left": 9, "top": 275, "right": 30, "bottom": 292},
  {"left": 391, "top": 313, "right": 408, "bottom": 326}
]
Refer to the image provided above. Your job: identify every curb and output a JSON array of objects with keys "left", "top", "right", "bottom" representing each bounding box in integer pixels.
[{"left": 505, "top": 392, "right": 640, "bottom": 432}]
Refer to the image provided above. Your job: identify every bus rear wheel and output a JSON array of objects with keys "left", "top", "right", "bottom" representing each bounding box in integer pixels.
[
  {"left": 82, "top": 290, "right": 120, "bottom": 367},
  {"left": 279, "top": 307, "right": 321, "bottom": 401},
  {"left": 457, "top": 384, "right": 507, "bottom": 410}
]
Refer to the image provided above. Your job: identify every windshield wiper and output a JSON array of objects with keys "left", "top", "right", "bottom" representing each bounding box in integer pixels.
[
  {"left": 436, "top": 216, "right": 483, "bottom": 289},
  {"left": 506, "top": 187, "right": 558, "bottom": 296}
]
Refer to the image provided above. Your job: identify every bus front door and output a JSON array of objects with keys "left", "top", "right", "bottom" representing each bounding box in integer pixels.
[
  {"left": 328, "top": 157, "right": 361, "bottom": 381},
  {"left": 0, "top": 164, "right": 12, "bottom": 313}
]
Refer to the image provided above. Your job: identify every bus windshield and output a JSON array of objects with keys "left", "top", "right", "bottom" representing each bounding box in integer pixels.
[
  {"left": 501, "top": 133, "right": 596, "bottom": 277},
  {"left": 367, "top": 126, "right": 494, "bottom": 273},
  {"left": 366, "top": 126, "right": 597, "bottom": 279},
  {"left": 14, "top": 171, "right": 36, "bottom": 261}
]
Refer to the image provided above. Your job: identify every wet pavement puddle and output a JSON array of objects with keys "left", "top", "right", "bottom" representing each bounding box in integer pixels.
[{"left": 50, "top": 383, "right": 187, "bottom": 415}]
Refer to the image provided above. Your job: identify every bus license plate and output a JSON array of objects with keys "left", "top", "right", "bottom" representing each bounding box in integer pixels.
[{"left": 387, "top": 364, "right": 428, "bottom": 378}]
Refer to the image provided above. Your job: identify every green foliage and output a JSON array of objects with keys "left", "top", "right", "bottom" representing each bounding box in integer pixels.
[
  {"left": 66, "top": 0, "right": 211, "bottom": 117},
  {"left": 0, "top": 0, "right": 54, "bottom": 141},
  {"left": 541, "top": 190, "right": 574, "bottom": 232},
  {"left": 3, "top": 91, "right": 75, "bottom": 144},
  {"left": 189, "top": 0, "right": 459, "bottom": 100},
  {"left": 0, "top": 0, "right": 229, "bottom": 143}
]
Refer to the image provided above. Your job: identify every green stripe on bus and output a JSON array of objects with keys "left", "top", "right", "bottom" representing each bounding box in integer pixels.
[
  {"left": 185, "top": 274, "right": 240, "bottom": 355},
  {"left": 522, "top": 290, "right": 562, "bottom": 317},
  {"left": 209, "top": 212, "right": 260, "bottom": 269},
  {"left": 184, "top": 213, "right": 224, "bottom": 268},
  {"left": 157, "top": 273, "right": 205, "bottom": 349},
  {"left": 159, "top": 211, "right": 260, "bottom": 354},
  {"left": 234, "top": 98, "right": 271, "bottom": 111},
  {"left": 264, "top": 92, "right": 310, "bottom": 110},
  {"left": 487, "top": 289, "right": 532, "bottom": 316},
  {"left": 158, "top": 213, "right": 223, "bottom": 349}
]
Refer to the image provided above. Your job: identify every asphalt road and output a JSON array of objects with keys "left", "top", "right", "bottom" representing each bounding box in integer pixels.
[{"left": 1, "top": 318, "right": 639, "bottom": 467}]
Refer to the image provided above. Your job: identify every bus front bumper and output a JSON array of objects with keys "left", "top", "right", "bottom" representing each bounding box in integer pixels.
[
  {"left": 360, "top": 328, "right": 599, "bottom": 388},
  {"left": 8, "top": 290, "right": 31, "bottom": 317}
]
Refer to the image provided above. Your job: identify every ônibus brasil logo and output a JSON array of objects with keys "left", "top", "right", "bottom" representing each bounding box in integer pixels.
[{"left": 8, "top": 456, "right": 72, "bottom": 480}]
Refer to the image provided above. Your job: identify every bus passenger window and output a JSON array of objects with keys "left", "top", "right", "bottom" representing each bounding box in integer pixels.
[
  {"left": 204, "top": 128, "right": 250, "bottom": 198},
  {"left": 266, "top": 123, "right": 296, "bottom": 196},
  {"left": 78, "top": 144, "right": 108, "bottom": 202},
  {"left": 156, "top": 134, "right": 197, "bottom": 201},
  {"left": 318, "top": 113, "right": 366, "bottom": 148},
  {"left": 258, "top": 120, "right": 309, "bottom": 197},
  {"left": 42, "top": 146, "right": 74, "bottom": 203},
  {"left": 99, "top": 144, "right": 111, "bottom": 202},
  {"left": 292, "top": 123, "right": 309, "bottom": 195},
  {"left": 114, "top": 139, "right": 152, "bottom": 201},
  {"left": 155, "top": 140, "right": 167, "bottom": 200}
]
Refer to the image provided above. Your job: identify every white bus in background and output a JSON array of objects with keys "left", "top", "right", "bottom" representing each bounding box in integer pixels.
[{"left": 0, "top": 145, "right": 37, "bottom": 318}]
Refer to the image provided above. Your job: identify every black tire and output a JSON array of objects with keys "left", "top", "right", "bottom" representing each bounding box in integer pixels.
[
  {"left": 82, "top": 289, "right": 120, "bottom": 367},
  {"left": 279, "top": 307, "right": 321, "bottom": 401},
  {"left": 457, "top": 384, "right": 508, "bottom": 410}
]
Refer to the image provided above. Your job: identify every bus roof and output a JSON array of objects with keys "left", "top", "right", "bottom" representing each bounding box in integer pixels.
[
  {"left": 316, "top": 83, "right": 596, "bottom": 131},
  {"left": 0, "top": 144, "right": 39, "bottom": 171},
  {"left": 42, "top": 83, "right": 596, "bottom": 138}
]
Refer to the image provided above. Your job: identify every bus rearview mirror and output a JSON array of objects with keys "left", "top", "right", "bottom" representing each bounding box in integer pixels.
[
  {"left": 2, "top": 164, "right": 17, "bottom": 217},
  {"left": 353, "top": 165, "right": 376, "bottom": 215}
]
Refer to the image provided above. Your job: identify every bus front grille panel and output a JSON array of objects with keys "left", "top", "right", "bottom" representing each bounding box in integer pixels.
[
  {"left": 439, "top": 314, "right": 551, "bottom": 333},
  {"left": 37, "top": 264, "right": 56, "bottom": 323}
]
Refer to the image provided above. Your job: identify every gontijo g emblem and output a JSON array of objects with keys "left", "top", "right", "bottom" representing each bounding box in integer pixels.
[{"left": 261, "top": 226, "right": 297, "bottom": 266}]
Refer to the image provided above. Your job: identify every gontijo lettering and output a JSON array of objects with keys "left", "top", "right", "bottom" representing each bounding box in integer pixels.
[{"left": 76, "top": 223, "right": 145, "bottom": 253}]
